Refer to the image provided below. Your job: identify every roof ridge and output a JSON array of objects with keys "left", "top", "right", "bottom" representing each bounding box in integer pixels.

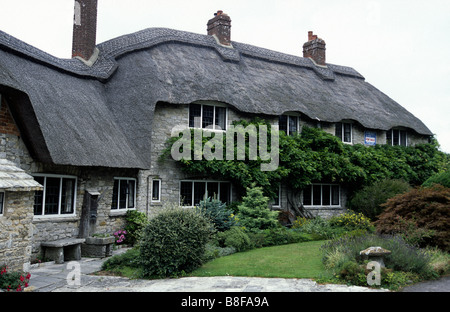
[{"left": 0, "top": 28, "right": 364, "bottom": 81}]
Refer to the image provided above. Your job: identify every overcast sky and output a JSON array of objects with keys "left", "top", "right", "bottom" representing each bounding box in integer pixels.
[{"left": 0, "top": 0, "right": 449, "bottom": 153}]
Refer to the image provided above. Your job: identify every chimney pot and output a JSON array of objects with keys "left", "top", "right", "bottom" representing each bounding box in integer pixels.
[{"left": 207, "top": 10, "right": 232, "bottom": 46}]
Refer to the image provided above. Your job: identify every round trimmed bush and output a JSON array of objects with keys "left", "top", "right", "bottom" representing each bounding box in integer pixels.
[{"left": 139, "top": 208, "right": 215, "bottom": 277}]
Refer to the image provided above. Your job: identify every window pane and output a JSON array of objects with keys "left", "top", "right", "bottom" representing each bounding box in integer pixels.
[
  {"left": 400, "top": 130, "right": 407, "bottom": 146},
  {"left": 202, "top": 105, "right": 214, "bottom": 129},
  {"left": 61, "top": 178, "right": 75, "bottom": 214},
  {"left": 219, "top": 183, "right": 230, "bottom": 204},
  {"left": 215, "top": 107, "right": 226, "bottom": 130},
  {"left": 288, "top": 116, "right": 298, "bottom": 135},
  {"left": 386, "top": 130, "right": 392, "bottom": 146},
  {"left": 111, "top": 179, "right": 119, "bottom": 209},
  {"left": 303, "top": 185, "right": 312, "bottom": 206},
  {"left": 322, "top": 185, "right": 331, "bottom": 206},
  {"left": 313, "top": 185, "right": 322, "bottom": 206},
  {"left": 207, "top": 182, "right": 219, "bottom": 199},
  {"left": 45, "top": 178, "right": 60, "bottom": 215},
  {"left": 189, "top": 104, "right": 201, "bottom": 127},
  {"left": 335, "top": 123, "right": 342, "bottom": 140},
  {"left": 193, "top": 182, "right": 206, "bottom": 205},
  {"left": 152, "top": 180, "right": 160, "bottom": 201},
  {"left": 332, "top": 185, "right": 340, "bottom": 205},
  {"left": 279, "top": 115, "right": 288, "bottom": 134},
  {"left": 343, "top": 123, "right": 352, "bottom": 143},
  {"left": 128, "top": 180, "right": 135, "bottom": 208},
  {"left": 393, "top": 129, "right": 399, "bottom": 146},
  {"left": 119, "top": 180, "right": 128, "bottom": 209},
  {"left": 180, "top": 182, "right": 193, "bottom": 206},
  {"left": 34, "top": 176, "right": 45, "bottom": 215}
]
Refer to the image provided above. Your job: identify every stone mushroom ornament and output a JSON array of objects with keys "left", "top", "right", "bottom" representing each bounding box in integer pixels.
[{"left": 360, "top": 247, "right": 391, "bottom": 268}]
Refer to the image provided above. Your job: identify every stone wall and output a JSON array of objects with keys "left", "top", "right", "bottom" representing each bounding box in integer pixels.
[
  {"left": 30, "top": 165, "right": 136, "bottom": 260},
  {"left": 0, "top": 191, "right": 34, "bottom": 271}
]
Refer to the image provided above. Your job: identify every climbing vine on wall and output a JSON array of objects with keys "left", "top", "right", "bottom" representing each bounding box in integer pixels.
[{"left": 161, "top": 119, "right": 449, "bottom": 201}]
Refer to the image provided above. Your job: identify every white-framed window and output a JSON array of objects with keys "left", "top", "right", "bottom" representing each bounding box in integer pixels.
[
  {"left": 111, "top": 178, "right": 136, "bottom": 210},
  {"left": 387, "top": 129, "right": 408, "bottom": 146},
  {"left": 302, "top": 184, "right": 340, "bottom": 207},
  {"left": 33, "top": 174, "right": 77, "bottom": 217},
  {"left": 279, "top": 114, "right": 300, "bottom": 136},
  {"left": 151, "top": 179, "right": 161, "bottom": 202},
  {"left": 335, "top": 122, "right": 352, "bottom": 144},
  {"left": 189, "top": 103, "right": 228, "bottom": 130},
  {"left": 180, "top": 180, "right": 231, "bottom": 207},
  {"left": 0, "top": 191, "right": 4, "bottom": 215}
]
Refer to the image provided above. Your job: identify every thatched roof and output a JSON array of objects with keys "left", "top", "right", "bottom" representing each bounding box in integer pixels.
[{"left": 0, "top": 28, "right": 433, "bottom": 169}]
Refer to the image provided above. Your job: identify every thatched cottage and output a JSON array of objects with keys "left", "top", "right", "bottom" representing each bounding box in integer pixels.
[{"left": 0, "top": 1, "right": 432, "bottom": 271}]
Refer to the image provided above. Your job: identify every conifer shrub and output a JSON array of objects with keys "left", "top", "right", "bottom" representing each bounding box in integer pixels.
[
  {"left": 236, "top": 184, "right": 279, "bottom": 231},
  {"left": 196, "top": 197, "right": 238, "bottom": 232},
  {"left": 375, "top": 185, "right": 450, "bottom": 251},
  {"left": 139, "top": 207, "right": 215, "bottom": 277}
]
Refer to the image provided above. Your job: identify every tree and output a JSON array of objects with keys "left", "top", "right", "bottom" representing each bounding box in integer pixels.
[{"left": 237, "top": 184, "right": 279, "bottom": 231}]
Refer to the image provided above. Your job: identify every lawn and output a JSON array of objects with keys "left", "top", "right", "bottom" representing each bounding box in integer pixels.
[{"left": 191, "top": 240, "right": 326, "bottom": 279}]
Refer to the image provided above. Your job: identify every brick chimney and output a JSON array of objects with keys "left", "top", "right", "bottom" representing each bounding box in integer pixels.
[
  {"left": 207, "top": 10, "right": 232, "bottom": 46},
  {"left": 302, "top": 31, "right": 326, "bottom": 66},
  {"left": 72, "top": 0, "right": 98, "bottom": 61}
]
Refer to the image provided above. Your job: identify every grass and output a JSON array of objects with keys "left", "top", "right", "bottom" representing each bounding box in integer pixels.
[{"left": 190, "top": 240, "right": 326, "bottom": 279}]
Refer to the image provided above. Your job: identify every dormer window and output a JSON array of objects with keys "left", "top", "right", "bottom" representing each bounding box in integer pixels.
[
  {"left": 387, "top": 129, "right": 407, "bottom": 146},
  {"left": 279, "top": 114, "right": 300, "bottom": 135},
  {"left": 335, "top": 122, "right": 352, "bottom": 144},
  {"left": 189, "top": 103, "right": 227, "bottom": 130}
]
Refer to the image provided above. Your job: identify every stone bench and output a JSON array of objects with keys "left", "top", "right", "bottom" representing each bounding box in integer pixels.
[
  {"left": 81, "top": 236, "right": 115, "bottom": 258},
  {"left": 41, "top": 238, "right": 86, "bottom": 264}
]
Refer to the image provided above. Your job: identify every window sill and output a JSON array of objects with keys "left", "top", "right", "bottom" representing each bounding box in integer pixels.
[
  {"left": 33, "top": 215, "right": 78, "bottom": 223},
  {"left": 304, "top": 206, "right": 342, "bottom": 209},
  {"left": 109, "top": 209, "right": 135, "bottom": 217}
]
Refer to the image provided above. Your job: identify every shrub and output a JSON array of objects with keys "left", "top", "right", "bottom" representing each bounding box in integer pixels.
[
  {"left": 204, "top": 243, "right": 237, "bottom": 261},
  {"left": 113, "top": 229, "right": 127, "bottom": 245},
  {"left": 217, "top": 226, "right": 253, "bottom": 252},
  {"left": 375, "top": 184, "right": 450, "bottom": 251},
  {"left": 101, "top": 247, "right": 141, "bottom": 271},
  {"left": 422, "top": 170, "right": 450, "bottom": 188},
  {"left": 139, "top": 207, "right": 215, "bottom": 277},
  {"left": 321, "top": 233, "right": 434, "bottom": 279},
  {"left": 124, "top": 210, "right": 148, "bottom": 246},
  {"left": 295, "top": 216, "right": 342, "bottom": 240},
  {"left": 0, "top": 266, "right": 31, "bottom": 292},
  {"left": 196, "top": 197, "right": 238, "bottom": 232},
  {"left": 236, "top": 184, "right": 279, "bottom": 231},
  {"left": 348, "top": 179, "right": 411, "bottom": 220},
  {"left": 328, "top": 211, "right": 373, "bottom": 232}
]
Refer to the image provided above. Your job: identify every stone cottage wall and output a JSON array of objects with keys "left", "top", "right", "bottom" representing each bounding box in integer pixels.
[
  {"left": 138, "top": 102, "right": 278, "bottom": 217},
  {"left": 30, "top": 165, "right": 136, "bottom": 260},
  {"left": 0, "top": 191, "right": 34, "bottom": 271}
]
